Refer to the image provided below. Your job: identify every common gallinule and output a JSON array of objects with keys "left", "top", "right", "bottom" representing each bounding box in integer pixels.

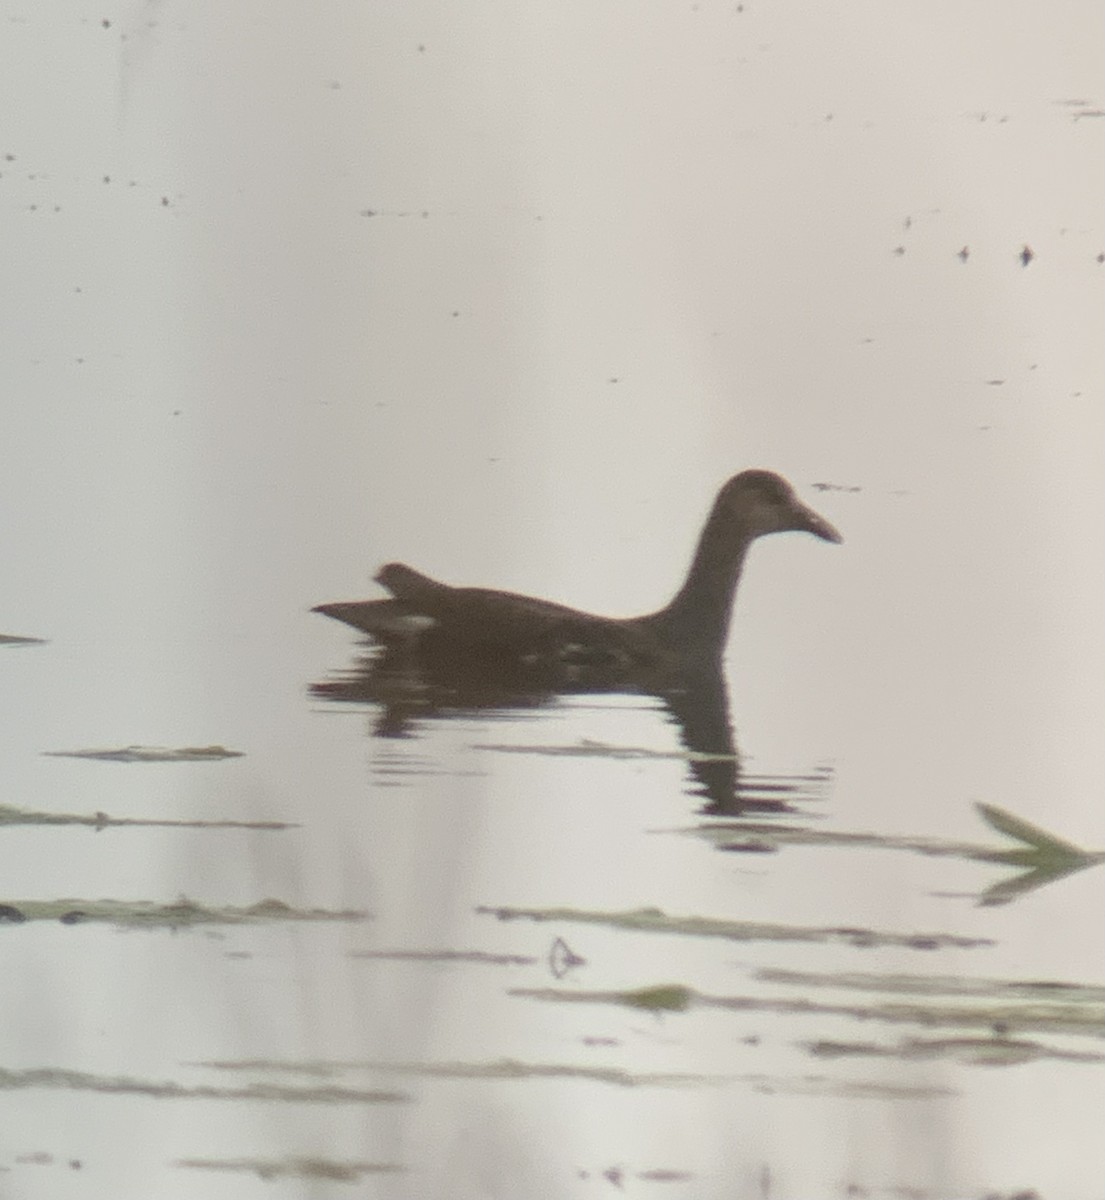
[{"left": 313, "top": 470, "right": 841, "bottom": 675}]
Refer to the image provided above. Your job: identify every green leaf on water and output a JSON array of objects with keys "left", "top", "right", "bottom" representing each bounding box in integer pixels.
[
  {"left": 975, "top": 804, "right": 1085, "bottom": 857},
  {"left": 973, "top": 803, "right": 1105, "bottom": 906},
  {"left": 621, "top": 984, "right": 696, "bottom": 1012}
]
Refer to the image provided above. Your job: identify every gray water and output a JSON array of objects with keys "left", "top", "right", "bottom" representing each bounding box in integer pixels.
[{"left": 2, "top": 4, "right": 1103, "bottom": 1198}]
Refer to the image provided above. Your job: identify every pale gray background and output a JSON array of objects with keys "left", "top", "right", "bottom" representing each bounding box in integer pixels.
[{"left": 2, "top": 2, "right": 1102, "bottom": 1197}]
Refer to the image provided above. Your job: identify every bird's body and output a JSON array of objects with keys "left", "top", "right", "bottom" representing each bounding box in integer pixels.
[{"left": 313, "top": 470, "right": 841, "bottom": 683}]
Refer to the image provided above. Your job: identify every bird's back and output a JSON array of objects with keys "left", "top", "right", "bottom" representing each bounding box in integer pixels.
[{"left": 317, "top": 562, "right": 667, "bottom": 673}]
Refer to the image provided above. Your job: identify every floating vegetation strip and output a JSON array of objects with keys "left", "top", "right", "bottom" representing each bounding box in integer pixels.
[
  {"left": 580, "top": 1166, "right": 695, "bottom": 1188},
  {"left": 0, "top": 1066, "right": 406, "bottom": 1104},
  {"left": 355, "top": 937, "right": 586, "bottom": 977},
  {"left": 43, "top": 745, "right": 244, "bottom": 763},
  {"left": 188, "top": 1058, "right": 949, "bottom": 1100},
  {"left": 806, "top": 1036, "right": 1105, "bottom": 1067},
  {"left": 474, "top": 739, "right": 738, "bottom": 763},
  {"left": 175, "top": 1158, "right": 404, "bottom": 1181},
  {"left": 0, "top": 897, "right": 366, "bottom": 929},
  {"left": 510, "top": 983, "right": 1105, "bottom": 1038},
  {"left": 476, "top": 904, "right": 992, "bottom": 951},
  {"left": 681, "top": 821, "right": 987, "bottom": 859},
  {"left": 674, "top": 803, "right": 1105, "bottom": 905},
  {"left": 0, "top": 804, "right": 295, "bottom": 832},
  {"left": 189, "top": 1057, "right": 725, "bottom": 1089},
  {"left": 745, "top": 1075, "right": 955, "bottom": 1100},
  {"left": 350, "top": 948, "right": 538, "bottom": 966},
  {"left": 754, "top": 968, "right": 1105, "bottom": 1006}
]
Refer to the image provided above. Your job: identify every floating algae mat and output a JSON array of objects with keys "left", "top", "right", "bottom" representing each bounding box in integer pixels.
[
  {"left": 43, "top": 744, "right": 245, "bottom": 763},
  {"left": 0, "top": 896, "right": 366, "bottom": 930}
]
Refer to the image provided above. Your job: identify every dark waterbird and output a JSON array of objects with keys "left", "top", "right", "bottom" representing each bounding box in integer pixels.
[
  {"left": 312, "top": 470, "right": 841, "bottom": 812},
  {"left": 313, "top": 470, "right": 840, "bottom": 681}
]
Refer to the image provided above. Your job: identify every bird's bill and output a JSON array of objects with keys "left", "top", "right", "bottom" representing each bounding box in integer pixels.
[{"left": 791, "top": 502, "right": 843, "bottom": 543}]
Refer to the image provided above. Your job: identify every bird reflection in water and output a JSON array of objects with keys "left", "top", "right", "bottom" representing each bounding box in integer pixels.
[{"left": 312, "top": 470, "right": 841, "bottom": 816}]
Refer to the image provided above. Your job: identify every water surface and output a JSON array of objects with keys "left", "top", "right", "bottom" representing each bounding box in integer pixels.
[{"left": 2, "top": 3, "right": 1102, "bottom": 1198}]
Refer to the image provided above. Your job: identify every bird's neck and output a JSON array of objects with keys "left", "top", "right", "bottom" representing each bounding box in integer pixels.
[{"left": 650, "top": 507, "right": 755, "bottom": 663}]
